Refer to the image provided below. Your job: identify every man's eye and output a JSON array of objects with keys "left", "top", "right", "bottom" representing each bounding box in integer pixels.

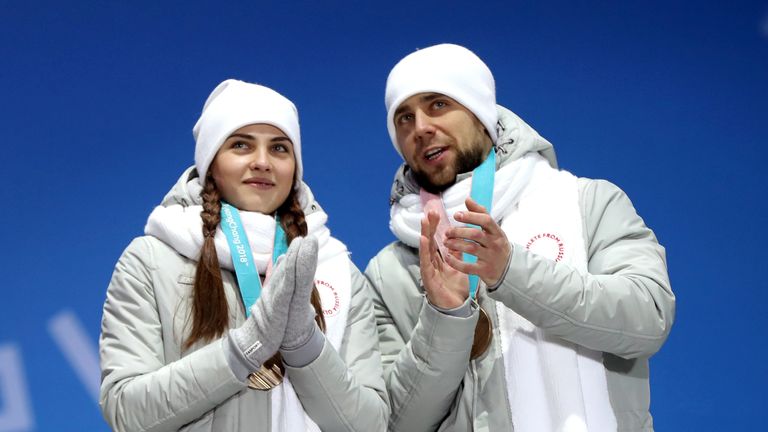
[{"left": 398, "top": 113, "right": 414, "bottom": 124}]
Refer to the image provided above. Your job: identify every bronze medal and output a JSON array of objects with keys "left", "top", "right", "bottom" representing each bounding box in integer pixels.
[
  {"left": 247, "top": 363, "right": 284, "bottom": 390},
  {"left": 470, "top": 305, "right": 492, "bottom": 360}
]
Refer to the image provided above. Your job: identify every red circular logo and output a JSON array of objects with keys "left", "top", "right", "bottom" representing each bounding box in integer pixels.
[
  {"left": 315, "top": 279, "right": 341, "bottom": 317},
  {"left": 525, "top": 232, "right": 565, "bottom": 262}
]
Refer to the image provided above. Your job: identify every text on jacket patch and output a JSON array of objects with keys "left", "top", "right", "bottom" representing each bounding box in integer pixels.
[
  {"left": 525, "top": 232, "right": 565, "bottom": 262},
  {"left": 315, "top": 279, "right": 341, "bottom": 317}
]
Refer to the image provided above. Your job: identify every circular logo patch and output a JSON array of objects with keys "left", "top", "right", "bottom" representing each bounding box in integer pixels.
[
  {"left": 525, "top": 232, "right": 565, "bottom": 262},
  {"left": 315, "top": 279, "right": 341, "bottom": 317}
]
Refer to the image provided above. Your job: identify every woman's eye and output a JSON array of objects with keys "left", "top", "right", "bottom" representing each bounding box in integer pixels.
[
  {"left": 273, "top": 143, "right": 288, "bottom": 153},
  {"left": 231, "top": 140, "right": 248, "bottom": 149},
  {"left": 433, "top": 100, "right": 447, "bottom": 109}
]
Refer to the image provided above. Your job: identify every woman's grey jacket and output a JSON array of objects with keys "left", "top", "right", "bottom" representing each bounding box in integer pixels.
[{"left": 99, "top": 170, "right": 389, "bottom": 432}]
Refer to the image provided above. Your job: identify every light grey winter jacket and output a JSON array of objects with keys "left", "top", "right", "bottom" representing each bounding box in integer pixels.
[
  {"left": 365, "top": 107, "right": 675, "bottom": 432},
  {"left": 99, "top": 169, "right": 389, "bottom": 432}
]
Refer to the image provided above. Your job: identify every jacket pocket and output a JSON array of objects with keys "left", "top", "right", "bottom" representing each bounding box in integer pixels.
[
  {"left": 178, "top": 407, "right": 214, "bottom": 431},
  {"left": 178, "top": 274, "right": 195, "bottom": 285}
]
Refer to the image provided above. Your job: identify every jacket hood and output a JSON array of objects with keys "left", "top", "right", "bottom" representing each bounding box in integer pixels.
[
  {"left": 159, "top": 166, "right": 322, "bottom": 217},
  {"left": 389, "top": 105, "right": 558, "bottom": 203},
  {"left": 160, "top": 166, "right": 205, "bottom": 207},
  {"left": 494, "top": 105, "right": 557, "bottom": 170}
]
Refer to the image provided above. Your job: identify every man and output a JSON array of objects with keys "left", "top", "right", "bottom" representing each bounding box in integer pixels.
[{"left": 365, "top": 43, "right": 675, "bottom": 431}]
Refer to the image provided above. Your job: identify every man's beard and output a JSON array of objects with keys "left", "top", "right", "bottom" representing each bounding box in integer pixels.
[{"left": 413, "top": 144, "right": 486, "bottom": 194}]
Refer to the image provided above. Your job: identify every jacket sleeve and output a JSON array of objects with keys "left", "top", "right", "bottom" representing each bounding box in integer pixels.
[
  {"left": 285, "top": 266, "right": 390, "bottom": 431},
  {"left": 488, "top": 179, "right": 675, "bottom": 358},
  {"left": 365, "top": 254, "right": 478, "bottom": 432},
  {"left": 99, "top": 237, "right": 245, "bottom": 432}
]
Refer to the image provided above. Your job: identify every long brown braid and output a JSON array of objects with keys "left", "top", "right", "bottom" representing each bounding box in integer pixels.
[
  {"left": 185, "top": 178, "right": 229, "bottom": 349},
  {"left": 276, "top": 188, "right": 326, "bottom": 333},
  {"left": 184, "top": 177, "right": 326, "bottom": 353}
]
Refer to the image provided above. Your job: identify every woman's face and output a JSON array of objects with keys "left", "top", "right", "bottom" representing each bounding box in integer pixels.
[{"left": 210, "top": 124, "right": 296, "bottom": 214}]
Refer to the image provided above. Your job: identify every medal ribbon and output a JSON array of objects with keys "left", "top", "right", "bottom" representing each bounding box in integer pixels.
[
  {"left": 465, "top": 149, "right": 496, "bottom": 299},
  {"left": 419, "top": 149, "right": 496, "bottom": 300},
  {"left": 220, "top": 202, "right": 288, "bottom": 317}
]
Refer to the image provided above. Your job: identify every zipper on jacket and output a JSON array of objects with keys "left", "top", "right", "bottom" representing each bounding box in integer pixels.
[{"left": 471, "top": 360, "right": 477, "bottom": 431}]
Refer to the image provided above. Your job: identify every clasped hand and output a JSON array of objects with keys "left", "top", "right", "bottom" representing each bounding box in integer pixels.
[
  {"left": 420, "top": 197, "right": 510, "bottom": 309},
  {"left": 230, "top": 236, "right": 319, "bottom": 370}
]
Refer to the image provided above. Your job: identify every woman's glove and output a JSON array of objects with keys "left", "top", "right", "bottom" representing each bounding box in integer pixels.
[
  {"left": 225, "top": 236, "right": 310, "bottom": 379},
  {"left": 281, "top": 235, "right": 319, "bottom": 351}
]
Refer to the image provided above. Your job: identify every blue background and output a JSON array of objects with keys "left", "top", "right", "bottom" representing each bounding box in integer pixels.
[{"left": 1, "top": 1, "right": 766, "bottom": 430}]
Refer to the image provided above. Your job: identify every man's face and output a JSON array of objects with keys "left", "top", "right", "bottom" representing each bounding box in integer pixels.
[{"left": 393, "top": 93, "right": 492, "bottom": 193}]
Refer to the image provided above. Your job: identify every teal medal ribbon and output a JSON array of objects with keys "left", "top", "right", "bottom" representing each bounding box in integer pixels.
[
  {"left": 220, "top": 202, "right": 288, "bottom": 317},
  {"left": 464, "top": 148, "right": 496, "bottom": 299}
]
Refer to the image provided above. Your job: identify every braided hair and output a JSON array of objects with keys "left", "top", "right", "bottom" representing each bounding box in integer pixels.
[{"left": 184, "top": 178, "right": 325, "bottom": 351}]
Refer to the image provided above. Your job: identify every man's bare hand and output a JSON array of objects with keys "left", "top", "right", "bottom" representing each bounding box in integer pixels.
[
  {"left": 419, "top": 210, "right": 469, "bottom": 309},
  {"left": 443, "top": 197, "right": 511, "bottom": 287}
]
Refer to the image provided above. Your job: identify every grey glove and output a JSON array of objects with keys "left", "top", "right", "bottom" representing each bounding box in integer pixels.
[
  {"left": 281, "top": 235, "right": 319, "bottom": 351},
  {"left": 225, "top": 236, "right": 307, "bottom": 380}
]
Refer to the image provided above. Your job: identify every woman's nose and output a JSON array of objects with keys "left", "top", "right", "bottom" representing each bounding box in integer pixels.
[{"left": 248, "top": 147, "right": 271, "bottom": 171}]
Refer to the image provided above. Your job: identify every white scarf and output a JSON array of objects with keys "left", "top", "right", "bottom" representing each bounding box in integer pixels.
[
  {"left": 389, "top": 153, "right": 540, "bottom": 247},
  {"left": 145, "top": 205, "right": 344, "bottom": 273},
  {"left": 389, "top": 153, "right": 616, "bottom": 431},
  {"left": 145, "top": 205, "right": 351, "bottom": 432}
]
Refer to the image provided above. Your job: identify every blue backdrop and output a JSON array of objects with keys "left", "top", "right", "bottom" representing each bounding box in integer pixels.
[{"left": 1, "top": 1, "right": 766, "bottom": 430}]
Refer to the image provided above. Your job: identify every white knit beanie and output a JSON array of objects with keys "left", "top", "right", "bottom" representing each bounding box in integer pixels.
[
  {"left": 193, "top": 79, "right": 302, "bottom": 187},
  {"left": 385, "top": 43, "right": 498, "bottom": 157}
]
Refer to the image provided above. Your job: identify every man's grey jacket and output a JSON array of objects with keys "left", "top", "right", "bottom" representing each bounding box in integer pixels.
[{"left": 365, "top": 107, "right": 675, "bottom": 432}]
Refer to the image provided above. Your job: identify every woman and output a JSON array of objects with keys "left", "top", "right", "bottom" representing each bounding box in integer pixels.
[{"left": 99, "top": 79, "right": 389, "bottom": 431}]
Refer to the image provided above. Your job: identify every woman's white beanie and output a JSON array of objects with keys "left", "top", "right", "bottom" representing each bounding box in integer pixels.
[
  {"left": 193, "top": 79, "right": 302, "bottom": 186},
  {"left": 385, "top": 43, "right": 497, "bottom": 157}
]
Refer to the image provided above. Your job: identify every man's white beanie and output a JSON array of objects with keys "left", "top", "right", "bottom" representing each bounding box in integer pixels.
[
  {"left": 385, "top": 43, "right": 498, "bottom": 157},
  {"left": 193, "top": 79, "right": 302, "bottom": 187}
]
